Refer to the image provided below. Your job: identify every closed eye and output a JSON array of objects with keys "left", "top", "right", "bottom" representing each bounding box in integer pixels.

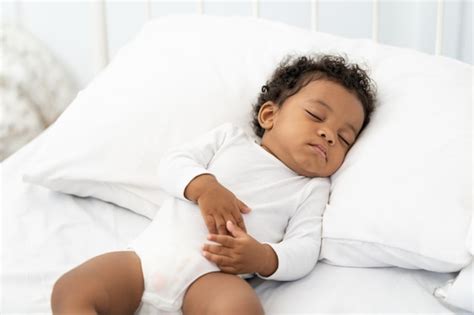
[
  {"left": 339, "top": 135, "right": 350, "bottom": 146},
  {"left": 305, "top": 110, "right": 322, "bottom": 121},
  {"left": 306, "top": 109, "right": 352, "bottom": 146}
]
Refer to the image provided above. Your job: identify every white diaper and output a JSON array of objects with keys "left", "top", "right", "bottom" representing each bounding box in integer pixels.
[
  {"left": 128, "top": 198, "right": 218, "bottom": 313},
  {"left": 128, "top": 198, "right": 253, "bottom": 314}
]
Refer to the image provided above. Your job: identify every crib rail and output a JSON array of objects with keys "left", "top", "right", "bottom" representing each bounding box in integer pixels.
[{"left": 13, "top": 0, "right": 448, "bottom": 74}]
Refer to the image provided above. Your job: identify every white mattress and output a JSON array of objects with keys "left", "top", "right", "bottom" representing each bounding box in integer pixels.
[{"left": 1, "top": 132, "right": 463, "bottom": 315}]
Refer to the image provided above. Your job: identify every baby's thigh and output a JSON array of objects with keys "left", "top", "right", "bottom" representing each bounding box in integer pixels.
[
  {"left": 51, "top": 251, "right": 144, "bottom": 315},
  {"left": 182, "top": 272, "right": 264, "bottom": 315}
]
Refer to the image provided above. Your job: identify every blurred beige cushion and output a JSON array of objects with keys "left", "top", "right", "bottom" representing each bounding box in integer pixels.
[{"left": 0, "top": 25, "right": 77, "bottom": 161}]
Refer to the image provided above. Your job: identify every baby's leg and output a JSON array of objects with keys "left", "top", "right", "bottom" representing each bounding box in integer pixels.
[
  {"left": 51, "top": 251, "right": 144, "bottom": 315},
  {"left": 182, "top": 272, "right": 264, "bottom": 315}
]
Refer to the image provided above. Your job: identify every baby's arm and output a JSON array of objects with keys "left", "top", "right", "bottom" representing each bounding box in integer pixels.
[
  {"left": 256, "top": 178, "right": 330, "bottom": 281},
  {"left": 157, "top": 123, "right": 233, "bottom": 201},
  {"left": 157, "top": 123, "right": 251, "bottom": 235}
]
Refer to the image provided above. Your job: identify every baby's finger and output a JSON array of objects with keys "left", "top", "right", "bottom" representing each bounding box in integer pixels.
[
  {"left": 237, "top": 199, "right": 251, "bottom": 214},
  {"left": 207, "top": 234, "right": 235, "bottom": 248},
  {"left": 232, "top": 212, "right": 247, "bottom": 233},
  {"left": 203, "top": 214, "right": 217, "bottom": 235},
  {"left": 202, "top": 250, "right": 232, "bottom": 266},
  {"left": 202, "top": 244, "right": 231, "bottom": 257},
  {"left": 218, "top": 265, "right": 239, "bottom": 275},
  {"left": 224, "top": 214, "right": 238, "bottom": 234},
  {"left": 214, "top": 215, "right": 228, "bottom": 235}
]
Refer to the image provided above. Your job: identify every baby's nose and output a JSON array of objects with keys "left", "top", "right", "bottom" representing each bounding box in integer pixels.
[{"left": 317, "top": 129, "right": 334, "bottom": 144}]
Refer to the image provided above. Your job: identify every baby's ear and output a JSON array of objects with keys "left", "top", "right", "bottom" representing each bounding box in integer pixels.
[{"left": 258, "top": 101, "right": 278, "bottom": 130}]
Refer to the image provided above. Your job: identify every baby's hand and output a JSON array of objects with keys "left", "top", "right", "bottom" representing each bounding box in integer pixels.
[
  {"left": 194, "top": 176, "right": 251, "bottom": 235},
  {"left": 202, "top": 221, "right": 277, "bottom": 276}
]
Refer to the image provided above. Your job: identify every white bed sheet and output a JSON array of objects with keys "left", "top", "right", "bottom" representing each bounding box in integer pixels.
[
  {"left": 1, "top": 131, "right": 465, "bottom": 315},
  {"left": 1, "top": 130, "right": 151, "bottom": 314}
]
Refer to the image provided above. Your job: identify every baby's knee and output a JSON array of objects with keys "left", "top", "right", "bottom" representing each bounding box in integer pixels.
[
  {"left": 208, "top": 281, "right": 264, "bottom": 315},
  {"left": 51, "top": 273, "right": 73, "bottom": 313},
  {"left": 183, "top": 272, "right": 264, "bottom": 315}
]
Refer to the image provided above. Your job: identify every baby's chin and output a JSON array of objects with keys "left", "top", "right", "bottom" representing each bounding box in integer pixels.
[
  {"left": 302, "top": 171, "right": 331, "bottom": 178},
  {"left": 291, "top": 159, "right": 336, "bottom": 178},
  {"left": 314, "top": 166, "right": 341, "bottom": 178},
  {"left": 294, "top": 166, "right": 332, "bottom": 178}
]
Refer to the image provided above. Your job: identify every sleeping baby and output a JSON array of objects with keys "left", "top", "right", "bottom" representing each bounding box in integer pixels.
[{"left": 51, "top": 54, "right": 376, "bottom": 315}]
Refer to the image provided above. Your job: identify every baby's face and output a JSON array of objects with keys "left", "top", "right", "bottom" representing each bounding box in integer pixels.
[{"left": 258, "top": 79, "right": 365, "bottom": 177}]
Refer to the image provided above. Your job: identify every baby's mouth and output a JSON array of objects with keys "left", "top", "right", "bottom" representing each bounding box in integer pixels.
[{"left": 309, "top": 144, "right": 327, "bottom": 161}]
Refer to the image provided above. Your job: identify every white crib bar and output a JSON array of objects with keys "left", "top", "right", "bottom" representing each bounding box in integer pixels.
[
  {"left": 253, "top": 0, "right": 259, "bottom": 18},
  {"left": 372, "top": 0, "right": 379, "bottom": 42},
  {"left": 311, "top": 0, "right": 319, "bottom": 32},
  {"left": 91, "top": 0, "right": 450, "bottom": 72},
  {"left": 198, "top": 0, "right": 204, "bottom": 15},
  {"left": 92, "top": 0, "right": 109, "bottom": 74},
  {"left": 146, "top": 0, "right": 152, "bottom": 20},
  {"left": 435, "top": 0, "right": 444, "bottom": 55}
]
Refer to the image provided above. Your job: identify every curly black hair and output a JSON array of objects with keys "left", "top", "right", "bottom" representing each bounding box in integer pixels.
[{"left": 251, "top": 54, "right": 377, "bottom": 138}]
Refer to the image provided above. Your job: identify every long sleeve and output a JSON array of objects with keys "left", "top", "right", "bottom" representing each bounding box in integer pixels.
[
  {"left": 157, "top": 122, "right": 242, "bottom": 201},
  {"left": 256, "top": 178, "right": 330, "bottom": 281}
]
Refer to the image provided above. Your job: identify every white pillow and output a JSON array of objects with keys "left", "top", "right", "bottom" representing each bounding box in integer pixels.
[
  {"left": 23, "top": 15, "right": 364, "bottom": 219},
  {"left": 23, "top": 15, "right": 471, "bottom": 272},
  {"left": 320, "top": 51, "right": 472, "bottom": 272}
]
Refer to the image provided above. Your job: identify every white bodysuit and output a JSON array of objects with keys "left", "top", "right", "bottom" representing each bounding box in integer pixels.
[{"left": 128, "top": 123, "right": 330, "bottom": 314}]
